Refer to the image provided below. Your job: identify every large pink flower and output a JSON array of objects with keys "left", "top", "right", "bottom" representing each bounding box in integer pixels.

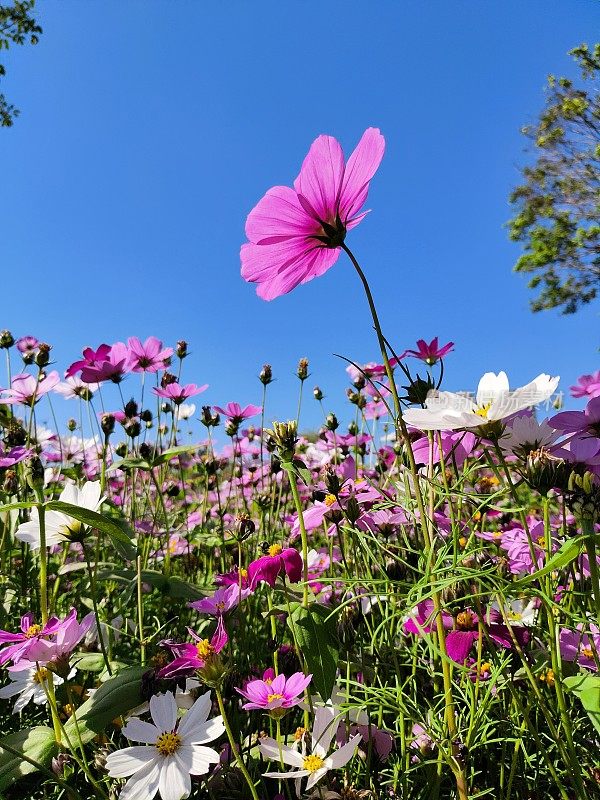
[{"left": 241, "top": 127, "right": 385, "bottom": 300}]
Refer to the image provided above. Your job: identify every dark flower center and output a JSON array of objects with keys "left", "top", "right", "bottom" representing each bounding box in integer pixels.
[{"left": 313, "top": 214, "right": 347, "bottom": 248}]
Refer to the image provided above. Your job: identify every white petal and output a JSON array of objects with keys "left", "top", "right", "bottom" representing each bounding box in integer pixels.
[
  {"left": 327, "top": 733, "right": 362, "bottom": 768},
  {"left": 259, "top": 738, "right": 305, "bottom": 768},
  {"left": 158, "top": 755, "right": 191, "bottom": 800},
  {"left": 119, "top": 761, "right": 161, "bottom": 800},
  {"left": 306, "top": 766, "right": 329, "bottom": 790},
  {"left": 80, "top": 480, "right": 103, "bottom": 510},
  {"left": 263, "top": 769, "right": 310, "bottom": 780},
  {"left": 106, "top": 746, "right": 155, "bottom": 778},
  {"left": 150, "top": 692, "right": 178, "bottom": 732},
  {"left": 176, "top": 691, "right": 211, "bottom": 739},
  {"left": 186, "top": 744, "right": 220, "bottom": 775},
  {"left": 476, "top": 372, "right": 509, "bottom": 407},
  {"left": 311, "top": 704, "right": 338, "bottom": 757},
  {"left": 122, "top": 718, "right": 161, "bottom": 744},
  {"left": 185, "top": 717, "right": 225, "bottom": 745}
]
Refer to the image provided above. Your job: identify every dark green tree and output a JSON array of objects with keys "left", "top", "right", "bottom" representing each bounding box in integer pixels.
[
  {"left": 0, "top": 0, "right": 41, "bottom": 127},
  {"left": 508, "top": 43, "right": 600, "bottom": 314}
]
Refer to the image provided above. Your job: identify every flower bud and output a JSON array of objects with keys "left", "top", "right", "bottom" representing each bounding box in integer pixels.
[
  {"left": 115, "top": 442, "right": 128, "bottom": 458},
  {"left": 235, "top": 513, "right": 256, "bottom": 540},
  {"left": 23, "top": 455, "right": 44, "bottom": 493},
  {"left": 124, "top": 398, "right": 138, "bottom": 418},
  {"left": 101, "top": 413, "right": 115, "bottom": 436},
  {"left": 161, "top": 372, "right": 177, "bottom": 388},
  {"left": 296, "top": 358, "right": 309, "bottom": 381},
  {"left": 34, "top": 342, "right": 52, "bottom": 368},
  {"left": 344, "top": 496, "right": 361, "bottom": 524},
  {"left": 325, "top": 412, "right": 339, "bottom": 432},
  {"left": 176, "top": 340, "right": 188, "bottom": 359},
  {"left": 161, "top": 402, "right": 173, "bottom": 415},
  {"left": 313, "top": 386, "right": 324, "bottom": 401},
  {"left": 67, "top": 418, "right": 77, "bottom": 432},
  {"left": 259, "top": 364, "right": 273, "bottom": 385},
  {"left": 3, "top": 469, "right": 18, "bottom": 495},
  {"left": 124, "top": 419, "right": 141, "bottom": 439},
  {"left": 140, "top": 409, "right": 153, "bottom": 423},
  {"left": 0, "top": 330, "right": 14, "bottom": 349},
  {"left": 266, "top": 420, "right": 298, "bottom": 463},
  {"left": 225, "top": 419, "right": 239, "bottom": 437}
]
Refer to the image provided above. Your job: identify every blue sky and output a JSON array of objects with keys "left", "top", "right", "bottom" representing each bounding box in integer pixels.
[{"left": 2, "top": 0, "right": 598, "bottom": 433}]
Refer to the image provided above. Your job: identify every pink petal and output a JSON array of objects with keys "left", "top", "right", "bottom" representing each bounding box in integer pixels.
[
  {"left": 245, "top": 186, "right": 317, "bottom": 245},
  {"left": 293, "top": 134, "right": 345, "bottom": 223},
  {"left": 339, "top": 127, "right": 385, "bottom": 223}
]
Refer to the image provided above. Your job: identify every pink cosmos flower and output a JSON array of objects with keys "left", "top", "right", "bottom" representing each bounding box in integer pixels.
[
  {"left": 80, "top": 342, "right": 131, "bottom": 384},
  {"left": 127, "top": 336, "right": 173, "bottom": 373},
  {"left": 570, "top": 371, "right": 600, "bottom": 400},
  {"left": 0, "top": 613, "right": 65, "bottom": 666},
  {"left": 213, "top": 402, "right": 262, "bottom": 422},
  {"left": 153, "top": 382, "right": 208, "bottom": 405},
  {"left": 0, "top": 371, "right": 60, "bottom": 405},
  {"left": 0, "top": 445, "right": 34, "bottom": 468},
  {"left": 158, "top": 620, "right": 228, "bottom": 680},
  {"left": 241, "top": 127, "right": 385, "bottom": 300},
  {"left": 66, "top": 344, "right": 112, "bottom": 378},
  {"left": 188, "top": 584, "right": 251, "bottom": 616},
  {"left": 55, "top": 375, "right": 100, "bottom": 398},
  {"left": 15, "top": 336, "right": 39, "bottom": 355},
  {"left": 247, "top": 544, "right": 303, "bottom": 588},
  {"left": 398, "top": 337, "right": 454, "bottom": 366},
  {"left": 550, "top": 396, "right": 600, "bottom": 438},
  {"left": 20, "top": 609, "right": 94, "bottom": 666},
  {"left": 236, "top": 669, "right": 312, "bottom": 716},
  {"left": 559, "top": 624, "right": 600, "bottom": 671},
  {"left": 403, "top": 600, "right": 529, "bottom": 664}
]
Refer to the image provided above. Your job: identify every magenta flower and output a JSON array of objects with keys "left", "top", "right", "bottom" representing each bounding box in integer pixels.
[
  {"left": 127, "top": 336, "right": 173, "bottom": 373},
  {"left": 66, "top": 344, "right": 112, "bottom": 378},
  {"left": 248, "top": 544, "right": 303, "bottom": 588},
  {"left": 236, "top": 669, "right": 311, "bottom": 717},
  {"left": 215, "top": 567, "right": 251, "bottom": 590},
  {"left": 188, "top": 584, "right": 251, "bottom": 616},
  {"left": 570, "top": 371, "right": 600, "bottom": 400},
  {"left": 241, "top": 127, "right": 385, "bottom": 300},
  {"left": 80, "top": 342, "right": 131, "bottom": 384},
  {"left": 15, "top": 336, "right": 39, "bottom": 355},
  {"left": 399, "top": 337, "right": 454, "bottom": 366},
  {"left": 213, "top": 402, "right": 262, "bottom": 422},
  {"left": 0, "top": 371, "right": 60, "bottom": 405},
  {"left": 158, "top": 619, "right": 228, "bottom": 680},
  {"left": 403, "top": 600, "right": 529, "bottom": 664},
  {"left": 550, "top": 396, "right": 600, "bottom": 437},
  {"left": 0, "top": 613, "right": 64, "bottom": 667},
  {"left": 153, "top": 381, "right": 208, "bottom": 405},
  {"left": 0, "top": 445, "right": 34, "bottom": 468},
  {"left": 559, "top": 624, "right": 600, "bottom": 671},
  {"left": 21, "top": 609, "right": 94, "bottom": 666}
]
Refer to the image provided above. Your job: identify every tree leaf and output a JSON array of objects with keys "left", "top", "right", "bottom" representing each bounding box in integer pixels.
[
  {"left": 513, "top": 536, "right": 584, "bottom": 587},
  {"left": 289, "top": 605, "right": 339, "bottom": 702},
  {"left": 153, "top": 445, "right": 198, "bottom": 466},
  {"left": 63, "top": 665, "right": 147, "bottom": 746},
  {"left": 0, "top": 726, "right": 57, "bottom": 791}
]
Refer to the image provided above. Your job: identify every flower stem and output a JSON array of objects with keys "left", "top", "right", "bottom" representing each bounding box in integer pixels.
[{"left": 215, "top": 687, "right": 260, "bottom": 800}]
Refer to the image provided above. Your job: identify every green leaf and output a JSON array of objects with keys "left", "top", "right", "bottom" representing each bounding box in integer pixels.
[
  {"left": 0, "top": 726, "right": 57, "bottom": 791},
  {"left": 109, "top": 457, "right": 152, "bottom": 472},
  {"left": 96, "top": 568, "right": 205, "bottom": 600},
  {"left": 153, "top": 445, "right": 198, "bottom": 466},
  {"left": 513, "top": 536, "right": 584, "bottom": 587},
  {"left": 289, "top": 605, "right": 339, "bottom": 702},
  {"left": 564, "top": 674, "right": 600, "bottom": 735},
  {"left": 46, "top": 501, "right": 137, "bottom": 561},
  {"left": 0, "top": 501, "right": 38, "bottom": 513},
  {"left": 63, "top": 665, "right": 147, "bottom": 746}
]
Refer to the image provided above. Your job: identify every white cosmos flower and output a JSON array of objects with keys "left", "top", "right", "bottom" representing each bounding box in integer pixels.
[
  {"left": 499, "top": 415, "right": 559, "bottom": 456},
  {"left": 105, "top": 691, "right": 224, "bottom": 800},
  {"left": 177, "top": 403, "right": 196, "bottom": 421},
  {"left": 403, "top": 372, "right": 559, "bottom": 432},
  {"left": 0, "top": 665, "right": 63, "bottom": 713},
  {"left": 15, "top": 480, "right": 103, "bottom": 549},
  {"left": 260, "top": 701, "right": 361, "bottom": 794}
]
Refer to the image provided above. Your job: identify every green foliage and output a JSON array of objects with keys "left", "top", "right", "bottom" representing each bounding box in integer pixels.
[
  {"left": 0, "top": 726, "right": 57, "bottom": 791},
  {"left": 0, "top": 0, "right": 41, "bottom": 126},
  {"left": 289, "top": 604, "right": 339, "bottom": 702},
  {"left": 508, "top": 43, "right": 600, "bottom": 314},
  {"left": 563, "top": 674, "right": 600, "bottom": 736}
]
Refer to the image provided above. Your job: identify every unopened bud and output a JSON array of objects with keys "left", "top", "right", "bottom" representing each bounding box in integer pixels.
[
  {"left": 161, "top": 372, "right": 177, "bottom": 388},
  {"left": 313, "top": 386, "right": 324, "bottom": 401},
  {"left": 23, "top": 456, "right": 44, "bottom": 492},
  {"left": 259, "top": 364, "right": 273, "bottom": 385},
  {"left": 325, "top": 412, "right": 339, "bottom": 432},
  {"left": 0, "top": 330, "right": 14, "bottom": 349},
  {"left": 34, "top": 343, "right": 52, "bottom": 367},
  {"left": 296, "top": 358, "right": 309, "bottom": 381},
  {"left": 176, "top": 340, "right": 188, "bottom": 359},
  {"left": 101, "top": 413, "right": 115, "bottom": 436},
  {"left": 67, "top": 418, "right": 77, "bottom": 432}
]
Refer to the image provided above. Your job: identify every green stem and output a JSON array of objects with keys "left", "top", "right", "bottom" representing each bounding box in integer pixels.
[{"left": 215, "top": 688, "right": 260, "bottom": 800}]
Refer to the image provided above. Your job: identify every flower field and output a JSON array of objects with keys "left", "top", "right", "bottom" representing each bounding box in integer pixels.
[{"left": 1, "top": 127, "right": 600, "bottom": 800}]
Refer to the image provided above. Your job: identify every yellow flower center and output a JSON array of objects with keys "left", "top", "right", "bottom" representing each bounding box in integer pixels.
[
  {"left": 267, "top": 692, "right": 284, "bottom": 703},
  {"left": 324, "top": 494, "right": 337, "bottom": 507},
  {"left": 303, "top": 754, "right": 325, "bottom": 773},
  {"left": 581, "top": 646, "right": 594, "bottom": 659},
  {"left": 506, "top": 610, "right": 522, "bottom": 621},
  {"left": 294, "top": 726, "right": 307, "bottom": 741},
  {"left": 240, "top": 568, "right": 248, "bottom": 579},
  {"left": 268, "top": 544, "right": 283, "bottom": 557},
  {"left": 33, "top": 668, "right": 49, "bottom": 684},
  {"left": 474, "top": 403, "right": 491, "bottom": 419},
  {"left": 539, "top": 668, "right": 555, "bottom": 686},
  {"left": 479, "top": 662, "right": 492, "bottom": 675},
  {"left": 458, "top": 536, "right": 468, "bottom": 548},
  {"left": 155, "top": 732, "right": 182, "bottom": 756},
  {"left": 216, "top": 601, "right": 226, "bottom": 611},
  {"left": 456, "top": 611, "right": 476, "bottom": 630},
  {"left": 537, "top": 537, "right": 547, "bottom": 549},
  {"left": 196, "top": 639, "right": 215, "bottom": 660}
]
